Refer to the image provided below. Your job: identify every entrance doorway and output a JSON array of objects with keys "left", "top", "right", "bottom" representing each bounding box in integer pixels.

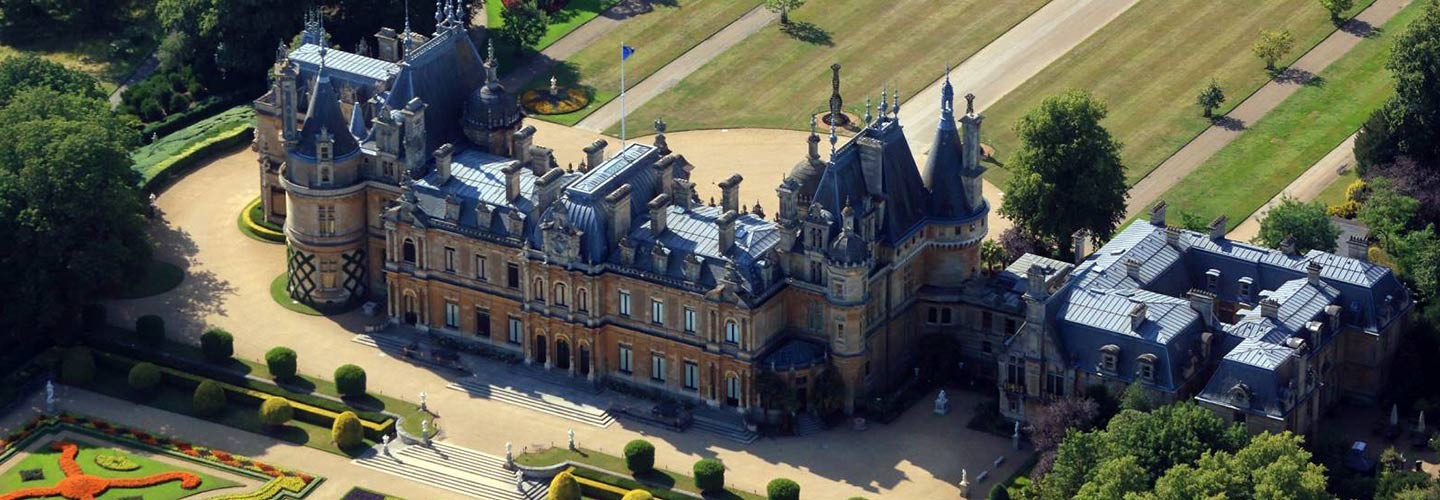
[
  {"left": 533, "top": 334, "right": 548, "bottom": 365},
  {"left": 556, "top": 339, "right": 571, "bottom": 371},
  {"left": 578, "top": 345, "right": 591, "bottom": 376},
  {"left": 403, "top": 294, "right": 418, "bottom": 325}
]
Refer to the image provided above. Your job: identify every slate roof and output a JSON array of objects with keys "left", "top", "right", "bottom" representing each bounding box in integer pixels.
[
  {"left": 381, "top": 28, "right": 487, "bottom": 153},
  {"left": 290, "top": 43, "right": 399, "bottom": 86},
  {"left": 294, "top": 67, "right": 360, "bottom": 160},
  {"left": 411, "top": 147, "right": 538, "bottom": 237},
  {"left": 812, "top": 118, "right": 930, "bottom": 244}
]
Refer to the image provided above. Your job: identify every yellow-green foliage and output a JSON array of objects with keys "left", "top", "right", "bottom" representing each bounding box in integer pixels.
[
  {"left": 208, "top": 475, "right": 309, "bottom": 500},
  {"left": 1328, "top": 200, "right": 1360, "bottom": 218},
  {"left": 622, "top": 490, "right": 654, "bottom": 500},
  {"left": 259, "top": 397, "right": 294, "bottom": 426},
  {"left": 1345, "top": 179, "right": 1369, "bottom": 202},
  {"left": 93, "top": 453, "right": 140, "bottom": 471},
  {"left": 241, "top": 197, "right": 285, "bottom": 242},
  {"left": 549, "top": 470, "right": 582, "bottom": 500},
  {"left": 331, "top": 411, "right": 364, "bottom": 449}
]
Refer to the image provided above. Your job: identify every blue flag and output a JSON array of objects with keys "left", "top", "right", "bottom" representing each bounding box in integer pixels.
[{"left": 622, "top": 45, "right": 636, "bottom": 60}]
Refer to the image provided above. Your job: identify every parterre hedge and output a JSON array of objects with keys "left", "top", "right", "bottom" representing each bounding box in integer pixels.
[
  {"left": 140, "top": 126, "right": 253, "bottom": 193},
  {"left": 623, "top": 440, "right": 655, "bottom": 474}
]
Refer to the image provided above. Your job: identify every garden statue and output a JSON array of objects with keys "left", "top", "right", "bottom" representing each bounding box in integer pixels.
[
  {"left": 45, "top": 380, "right": 55, "bottom": 413},
  {"left": 959, "top": 469, "right": 969, "bottom": 495},
  {"left": 420, "top": 391, "right": 427, "bottom": 412},
  {"left": 1012, "top": 421, "right": 1021, "bottom": 450},
  {"left": 382, "top": 434, "right": 391, "bottom": 456},
  {"left": 422, "top": 419, "right": 431, "bottom": 446},
  {"left": 934, "top": 390, "right": 950, "bottom": 415},
  {"left": 505, "top": 441, "right": 514, "bottom": 469},
  {"left": 550, "top": 76, "right": 558, "bottom": 96},
  {"left": 568, "top": 428, "right": 575, "bottom": 450}
]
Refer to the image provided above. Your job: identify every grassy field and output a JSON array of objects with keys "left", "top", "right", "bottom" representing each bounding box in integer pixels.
[
  {"left": 1315, "top": 167, "right": 1361, "bottom": 207},
  {"left": 0, "top": 2, "right": 160, "bottom": 94},
  {"left": 487, "top": 0, "right": 619, "bottom": 51},
  {"left": 0, "top": 439, "right": 242, "bottom": 498},
  {"left": 525, "top": 0, "right": 763, "bottom": 126},
  {"left": 131, "top": 105, "right": 254, "bottom": 178},
  {"left": 979, "top": 0, "right": 1372, "bottom": 188},
  {"left": 517, "top": 447, "right": 764, "bottom": 500},
  {"left": 1151, "top": 1, "right": 1420, "bottom": 230},
  {"left": 607, "top": 0, "right": 1049, "bottom": 134}
]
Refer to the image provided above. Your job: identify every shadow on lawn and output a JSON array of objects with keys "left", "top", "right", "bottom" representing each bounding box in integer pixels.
[{"left": 781, "top": 21, "right": 832, "bottom": 46}]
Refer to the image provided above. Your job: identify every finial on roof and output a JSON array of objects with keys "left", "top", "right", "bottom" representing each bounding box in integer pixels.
[
  {"left": 863, "top": 97, "right": 872, "bottom": 125},
  {"left": 487, "top": 39, "right": 495, "bottom": 63},
  {"left": 892, "top": 88, "right": 900, "bottom": 115},
  {"left": 654, "top": 117, "right": 666, "bottom": 134},
  {"left": 435, "top": 0, "right": 442, "bottom": 23},
  {"left": 809, "top": 115, "right": 817, "bottom": 137},
  {"left": 828, "top": 63, "right": 843, "bottom": 124},
  {"left": 965, "top": 93, "right": 976, "bottom": 115},
  {"left": 828, "top": 122, "right": 837, "bottom": 159}
]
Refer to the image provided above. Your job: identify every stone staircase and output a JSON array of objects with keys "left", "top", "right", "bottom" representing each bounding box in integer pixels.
[
  {"left": 794, "top": 413, "right": 825, "bottom": 437},
  {"left": 353, "top": 441, "right": 547, "bottom": 499},
  {"left": 691, "top": 412, "right": 758, "bottom": 444},
  {"left": 352, "top": 333, "right": 411, "bottom": 350},
  {"left": 447, "top": 378, "right": 615, "bottom": 428}
]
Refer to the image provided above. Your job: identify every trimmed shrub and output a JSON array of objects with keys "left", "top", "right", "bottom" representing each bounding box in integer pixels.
[
  {"left": 767, "top": 478, "right": 800, "bottom": 500},
  {"left": 621, "top": 490, "right": 653, "bottom": 500},
  {"left": 127, "top": 362, "right": 162, "bottom": 393},
  {"left": 988, "top": 484, "right": 1011, "bottom": 500},
  {"left": 135, "top": 315, "right": 165, "bottom": 346},
  {"left": 265, "top": 347, "right": 297, "bottom": 380},
  {"left": 259, "top": 397, "right": 294, "bottom": 427},
  {"left": 332, "top": 411, "right": 364, "bottom": 449},
  {"left": 60, "top": 347, "right": 95, "bottom": 385},
  {"left": 167, "top": 92, "right": 190, "bottom": 114},
  {"left": 80, "top": 304, "right": 107, "bottom": 333},
  {"left": 200, "top": 328, "right": 234, "bottom": 362},
  {"left": 548, "top": 470, "right": 581, "bottom": 500},
  {"left": 623, "top": 439, "right": 655, "bottom": 474},
  {"left": 140, "top": 97, "right": 163, "bottom": 121},
  {"left": 334, "top": 364, "right": 367, "bottom": 398},
  {"left": 192, "top": 380, "right": 226, "bottom": 417},
  {"left": 693, "top": 459, "right": 725, "bottom": 493}
]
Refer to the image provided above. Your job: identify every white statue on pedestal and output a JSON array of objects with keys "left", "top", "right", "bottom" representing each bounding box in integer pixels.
[
  {"left": 419, "top": 391, "right": 427, "bottom": 412},
  {"left": 44, "top": 381, "right": 55, "bottom": 413},
  {"left": 568, "top": 428, "right": 575, "bottom": 450},
  {"left": 934, "top": 390, "right": 950, "bottom": 415}
]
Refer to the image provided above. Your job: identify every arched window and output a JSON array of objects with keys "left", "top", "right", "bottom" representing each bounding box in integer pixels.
[
  {"left": 726, "top": 375, "right": 741, "bottom": 406},
  {"left": 402, "top": 239, "right": 416, "bottom": 263},
  {"left": 577, "top": 288, "right": 589, "bottom": 312},
  {"left": 724, "top": 320, "right": 739, "bottom": 344},
  {"left": 533, "top": 277, "right": 545, "bottom": 302},
  {"left": 554, "top": 282, "right": 568, "bottom": 307},
  {"left": 1137, "top": 353, "right": 1158, "bottom": 382},
  {"left": 1099, "top": 344, "right": 1120, "bottom": 373}
]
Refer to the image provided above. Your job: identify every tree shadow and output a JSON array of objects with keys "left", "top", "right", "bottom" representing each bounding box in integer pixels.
[
  {"left": 1211, "top": 115, "right": 1246, "bottom": 132},
  {"left": 781, "top": 21, "right": 833, "bottom": 46},
  {"left": 1273, "top": 67, "right": 1317, "bottom": 86},
  {"left": 1341, "top": 19, "right": 1379, "bottom": 38},
  {"left": 605, "top": 0, "right": 658, "bottom": 19}
]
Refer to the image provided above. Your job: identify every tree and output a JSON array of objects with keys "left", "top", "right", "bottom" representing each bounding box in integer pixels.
[
  {"left": 0, "top": 88, "right": 146, "bottom": 347},
  {"left": 1073, "top": 455, "right": 1147, "bottom": 500},
  {"left": 998, "top": 91, "right": 1128, "bottom": 261},
  {"left": 763, "top": 0, "right": 805, "bottom": 25},
  {"left": 201, "top": 328, "right": 234, "bottom": 362},
  {"left": 1256, "top": 196, "right": 1339, "bottom": 253},
  {"left": 334, "top": 364, "right": 367, "bottom": 398},
  {"left": 623, "top": 440, "right": 655, "bottom": 474},
  {"left": 259, "top": 397, "right": 294, "bottom": 427},
  {"left": 766, "top": 478, "right": 800, "bottom": 500},
  {"left": 1392, "top": 226, "right": 1440, "bottom": 294},
  {"left": 128, "top": 362, "right": 162, "bottom": 394},
  {"left": 693, "top": 458, "right": 725, "bottom": 493},
  {"left": 155, "top": 0, "right": 304, "bottom": 88},
  {"left": 0, "top": 55, "right": 104, "bottom": 105},
  {"left": 266, "top": 347, "right": 298, "bottom": 380},
  {"left": 1149, "top": 432, "right": 1329, "bottom": 500},
  {"left": 811, "top": 367, "right": 846, "bottom": 417},
  {"left": 1119, "top": 381, "right": 1154, "bottom": 413},
  {"left": 1383, "top": 0, "right": 1440, "bottom": 163},
  {"left": 135, "top": 315, "right": 166, "bottom": 346},
  {"left": 1356, "top": 108, "right": 1402, "bottom": 173},
  {"left": 1253, "top": 29, "right": 1295, "bottom": 71},
  {"left": 548, "top": 470, "right": 581, "bottom": 500},
  {"left": 1320, "top": 0, "right": 1355, "bottom": 23},
  {"left": 0, "top": 0, "right": 120, "bottom": 37},
  {"left": 1359, "top": 178, "right": 1420, "bottom": 248},
  {"left": 988, "top": 484, "right": 1011, "bottom": 500},
  {"left": 331, "top": 411, "right": 364, "bottom": 449},
  {"left": 497, "top": 1, "right": 548, "bottom": 55},
  {"left": 998, "top": 227, "right": 1053, "bottom": 262},
  {"left": 980, "top": 239, "right": 1006, "bottom": 273},
  {"left": 1195, "top": 80, "right": 1226, "bottom": 119},
  {"left": 59, "top": 347, "right": 95, "bottom": 385},
  {"left": 1031, "top": 397, "right": 1101, "bottom": 454},
  {"left": 192, "top": 380, "right": 226, "bottom": 417}
]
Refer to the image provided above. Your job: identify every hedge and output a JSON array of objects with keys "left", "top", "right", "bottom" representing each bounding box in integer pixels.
[
  {"left": 568, "top": 466, "right": 696, "bottom": 500},
  {"left": 135, "top": 315, "right": 165, "bottom": 346},
  {"left": 549, "top": 469, "right": 582, "bottom": 500},
  {"left": 193, "top": 380, "right": 227, "bottom": 417},
  {"left": 60, "top": 347, "right": 96, "bottom": 385},
  {"left": 623, "top": 440, "right": 655, "bottom": 474},
  {"left": 574, "top": 474, "right": 632, "bottom": 500},
  {"left": 266, "top": 347, "right": 297, "bottom": 380},
  {"left": 241, "top": 197, "right": 286, "bottom": 242},
  {"left": 332, "top": 411, "right": 364, "bottom": 449},
  {"left": 767, "top": 478, "right": 799, "bottom": 500},
  {"left": 259, "top": 397, "right": 294, "bottom": 426},
  {"left": 140, "top": 125, "right": 253, "bottom": 193},
  {"left": 201, "top": 328, "right": 234, "bottom": 362},
  {"left": 139, "top": 91, "right": 254, "bottom": 141},
  {"left": 622, "top": 491, "right": 654, "bottom": 500},
  {"left": 128, "top": 362, "right": 162, "bottom": 393},
  {"left": 692, "top": 459, "right": 724, "bottom": 494}
]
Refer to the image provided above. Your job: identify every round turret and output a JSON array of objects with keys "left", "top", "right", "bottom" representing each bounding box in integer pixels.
[{"left": 463, "top": 42, "right": 524, "bottom": 146}]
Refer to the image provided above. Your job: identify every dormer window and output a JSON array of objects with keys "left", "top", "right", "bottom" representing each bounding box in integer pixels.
[
  {"left": 1100, "top": 344, "right": 1119, "bottom": 373},
  {"left": 1228, "top": 383, "right": 1252, "bottom": 408},
  {"left": 1238, "top": 277, "right": 1254, "bottom": 302},
  {"left": 1137, "top": 353, "right": 1158, "bottom": 382},
  {"left": 1206, "top": 269, "right": 1221, "bottom": 292}
]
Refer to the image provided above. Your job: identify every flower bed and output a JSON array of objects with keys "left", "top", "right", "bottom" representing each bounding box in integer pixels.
[{"left": 521, "top": 88, "right": 590, "bottom": 115}]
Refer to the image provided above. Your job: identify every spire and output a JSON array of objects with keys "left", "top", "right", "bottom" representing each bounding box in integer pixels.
[
  {"left": 827, "top": 63, "right": 843, "bottom": 126},
  {"left": 809, "top": 115, "right": 817, "bottom": 137},
  {"left": 863, "top": 97, "right": 872, "bottom": 125},
  {"left": 402, "top": 10, "right": 414, "bottom": 63},
  {"left": 435, "top": 0, "right": 443, "bottom": 24},
  {"left": 880, "top": 87, "right": 888, "bottom": 119},
  {"left": 828, "top": 121, "right": 838, "bottom": 160},
  {"left": 483, "top": 40, "right": 499, "bottom": 87},
  {"left": 892, "top": 88, "right": 900, "bottom": 116},
  {"left": 941, "top": 65, "right": 954, "bottom": 113}
]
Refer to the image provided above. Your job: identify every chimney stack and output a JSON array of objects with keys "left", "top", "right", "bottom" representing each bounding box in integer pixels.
[
  {"left": 1280, "top": 234, "right": 1297, "bottom": 256},
  {"left": 718, "top": 210, "right": 738, "bottom": 254},
  {"left": 1072, "top": 229, "right": 1091, "bottom": 262},
  {"left": 375, "top": 28, "right": 399, "bottom": 62},
  {"left": 720, "top": 174, "right": 743, "bottom": 214},
  {"left": 583, "top": 139, "right": 607, "bottom": 170},
  {"left": 1130, "top": 303, "right": 1148, "bottom": 331},
  {"left": 1188, "top": 289, "right": 1216, "bottom": 328},
  {"left": 1347, "top": 235, "right": 1369, "bottom": 261},
  {"left": 1307, "top": 261, "right": 1322, "bottom": 285},
  {"left": 1150, "top": 200, "right": 1168, "bottom": 227},
  {"left": 648, "top": 194, "right": 671, "bottom": 235},
  {"left": 673, "top": 179, "right": 696, "bottom": 211},
  {"left": 434, "top": 143, "right": 454, "bottom": 184},
  {"left": 960, "top": 93, "right": 983, "bottom": 172},
  {"left": 1026, "top": 264, "right": 1050, "bottom": 300},
  {"left": 604, "top": 184, "right": 632, "bottom": 244},
  {"left": 502, "top": 163, "right": 522, "bottom": 203},
  {"left": 1165, "top": 226, "right": 1181, "bottom": 247},
  {"left": 512, "top": 125, "right": 536, "bottom": 172},
  {"left": 1125, "top": 258, "right": 1143, "bottom": 280},
  {"left": 1208, "top": 215, "right": 1228, "bottom": 241},
  {"left": 535, "top": 168, "right": 565, "bottom": 212},
  {"left": 1260, "top": 298, "right": 1280, "bottom": 319}
]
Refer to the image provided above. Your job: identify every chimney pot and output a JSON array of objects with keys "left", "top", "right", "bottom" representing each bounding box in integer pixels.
[
  {"left": 502, "top": 163, "right": 522, "bottom": 202},
  {"left": 1150, "top": 201, "right": 1168, "bottom": 227},
  {"left": 1347, "top": 235, "right": 1369, "bottom": 261},
  {"left": 719, "top": 174, "right": 743, "bottom": 214},
  {"left": 718, "top": 210, "right": 738, "bottom": 254},
  {"left": 648, "top": 194, "right": 671, "bottom": 235},
  {"left": 1307, "top": 261, "right": 1322, "bottom": 284},
  {"left": 1260, "top": 298, "right": 1280, "bottom": 319},
  {"left": 1208, "top": 215, "right": 1228, "bottom": 241},
  {"left": 434, "top": 143, "right": 454, "bottom": 183},
  {"left": 583, "top": 139, "right": 607, "bottom": 169}
]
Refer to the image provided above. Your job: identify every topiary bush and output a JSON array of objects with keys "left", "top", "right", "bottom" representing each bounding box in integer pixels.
[
  {"left": 623, "top": 439, "right": 655, "bottom": 474},
  {"left": 988, "top": 483, "right": 1011, "bottom": 500},
  {"left": 334, "top": 364, "right": 367, "bottom": 398},
  {"left": 192, "top": 380, "right": 226, "bottom": 417},
  {"left": 693, "top": 458, "right": 725, "bottom": 493},
  {"left": 200, "top": 328, "right": 234, "bottom": 362},
  {"left": 135, "top": 315, "right": 165, "bottom": 346},
  {"left": 259, "top": 397, "right": 294, "bottom": 427},
  {"left": 547, "top": 469, "right": 581, "bottom": 500},
  {"left": 265, "top": 347, "right": 297, "bottom": 380},
  {"left": 127, "top": 362, "right": 162, "bottom": 394},
  {"left": 331, "top": 410, "right": 364, "bottom": 449},
  {"left": 59, "top": 347, "right": 95, "bottom": 385},
  {"left": 621, "top": 490, "right": 653, "bottom": 500},
  {"left": 80, "top": 304, "right": 107, "bottom": 333},
  {"left": 767, "top": 478, "right": 800, "bottom": 500}
]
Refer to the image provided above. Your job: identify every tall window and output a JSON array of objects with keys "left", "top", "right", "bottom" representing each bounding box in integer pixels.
[
  {"left": 810, "top": 262, "right": 822, "bottom": 283},
  {"left": 940, "top": 308, "right": 952, "bottom": 324},
  {"left": 726, "top": 376, "right": 740, "bottom": 406},
  {"left": 725, "top": 320, "right": 739, "bottom": 344},
  {"left": 684, "top": 361, "right": 699, "bottom": 390},
  {"left": 651, "top": 353, "right": 667, "bottom": 382},
  {"left": 506, "top": 263, "right": 520, "bottom": 288},
  {"left": 475, "top": 308, "right": 491, "bottom": 337},
  {"left": 444, "top": 247, "right": 456, "bottom": 272},
  {"left": 618, "top": 345, "right": 633, "bottom": 374},
  {"left": 444, "top": 302, "right": 459, "bottom": 329},
  {"left": 927, "top": 307, "right": 938, "bottom": 324},
  {"left": 318, "top": 206, "right": 336, "bottom": 236},
  {"left": 403, "top": 239, "right": 416, "bottom": 263},
  {"left": 982, "top": 311, "right": 994, "bottom": 330},
  {"left": 508, "top": 317, "right": 522, "bottom": 344},
  {"left": 1005, "top": 318, "right": 1018, "bottom": 335},
  {"left": 683, "top": 307, "right": 697, "bottom": 333},
  {"left": 650, "top": 299, "right": 664, "bottom": 325},
  {"left": 618, "top": 291, "right": 631, "bottom": 316},
  {"left": 474, "top": 255, "right": 487, "bottom": 280},
  {"left": 1045, "top": 372, "right": 1065, "bottom": 396},
  {"left": 835, "top": 322, "right": 846, "bottom": 346},
  {"left": 1006, "top": 355, "right": 1026, "bottom": 390},
  {"left": 577, "top": 288, "right": 589, "bottom": 312},
  {"left": 532, "top": 278, "right": 545, "bottom": 302},
  {"left": 554, "top": 283, "right": 568, "bottom": 307}
]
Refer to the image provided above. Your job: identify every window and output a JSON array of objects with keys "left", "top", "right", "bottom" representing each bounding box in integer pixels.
[
  {"left": 532, "top": 278, "right": 545, "bottom": 302},
  {"left": 807, "top": 303, "right": 822, "bottom": 331},
  {"left": 506, "top": 263, "right": 520, "bottom": 288},
  {"left": 725, "top": 320, "right": 739, "bottom": 344},
  {"left": 318, "top": 206, "right": 336, "bottom": 236},
  {"left": 1045, "top": 372, "right": 1065, "bottom": 396},
  {"left": 554, "top": 283, "right": 568, "bottom": 307},
  {"left": 835, "top": 322, "right": 846, "bottom": 346},
  {"left": 683, "top": 307, "right": 697, "bottom": 333},
  {"left": 1138, "top": 354, "right": 1156, "bottom": 382},
  {"left": 320, "top": 164, "right": 332, "bottom": 183},
  {"left": 726, "top": 375, "right": 740, "bottom": 406},
  {"left": 651, "top": 353, "right": 667, "bottom": 382},
  {"left": 1206, "top": 269, "right": 1221, "bottom": 291},
  {"left": 618, "top": 345, "right": 633, "bottom": 374},
  {"left": 444, "top": 302, "right": 459, "bottom": 329},
  {"left": 403, "top": 239, "right": 416, "bottom": 263},
  {"left": 832, "top": 281, "right": 845, "bottom": 296},
  {"left": 650, "top": 299, "right": 664, "bottom": 325},
  {"left": 474, "top": 255, "right": 488, "bottom": 280},
  {"left": 982, "top": 341, "right": 993, "bottom": 353},
  {"left": 618, "top": 291, "right": 631, "bottom": 316},
  {"left": 1238, "top": 277, "right": 1254, "bottom": 301},
  {"left": 982, "top": 311, "right": 994, "bottom": 330},
  {"left": 1005, "top": 318, "right": 1018, "bottom": 335},
  {"left": 927, "top": 307, "right": 938, "bottom": 324},
  {"left": 444, "top": 247, "right": 456, "bottom": 272},
  {"left": 507, "top": 317, "right": 522, "bottom": 344},
  {"left": 1006, "top": 355, "right": 1026, "bottom": 391},
  {"left": 577, "top": 288, "right": 589, "bottom": 312},
  {"left": 382, "top": 160, "right": 394, "bottom": 178},
  {"left": 1100, "top": 345, "right": 1119, "bottom": 372},
  {"left": 475, "top": 309, "right": 491, "bottom": 337},
  {"left": 810, "top": 261, "right": 822, "bottom": 283},
  {"left": 684, "top": 361, "right": 699, "bottom": 390},
  {"left": 941, "top": 308, "right": 952, "bottom": 324}
]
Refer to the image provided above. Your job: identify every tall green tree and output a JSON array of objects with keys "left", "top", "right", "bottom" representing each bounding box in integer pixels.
[
  {"left": 998, "top": 90, "right": 1127, "bottom": 261},
  {"left": 1359, "top": 178, "right": 1420, "bottom": 247},
  {"left": 1195, "top": 79, "right": 1225, "bottom": 118},
  {"left": 1320, "top": 0, "right": 1356, "bottom": 23},
  {"left": 0, "top": 0, "right": 121, "bottom": 37},
  {"left": 156, "top": 0, "right": 304, "bottom": 88},
  {"left": 497, "top": 0, "right": 548, "bottom": 55},
  {"left": 1253, "top": 29, "right": 1295, "bottom": 71},
  {"left": 0, "top": 55, "right": 104, "bottom": 105},
  {"left": 0, "top": 87, "right": 147, "bottom": 344},
  {"left": 764, "top": 0, "right": 806, "bottom": 25},
  {"left": 1074, "top": 455, "right": 1148, "bottom": 500},
  {"left": 1385, "top": 0, "right": 1440, "bottom": 163},
  {"left": 1257, "top": 196, "right": 1340, "bottom": 253},
  {"left": 1146, "top": 432, "right": 1329, "bottom": 500},
  {"left": 1393, "top": 225, "right": 1440, "bottom": 295}
]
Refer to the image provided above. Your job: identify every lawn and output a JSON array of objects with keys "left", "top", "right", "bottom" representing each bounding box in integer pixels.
[
  {"left": 606, "top": 0, "right": 1050, "bottom": 134},
  {"left": 979, "top": 0, "right": 1373, "bottom": 188},
  {"left": 487, "top": 0, "right": 619, "bottom": 52},
  {"left": 1150, "top": 0, "right": 1421, "bottom": 230},
  {"left": 269, "top": 273, "right": 362, "bottom": 316},
  {"left": 524, "top": 0, "right": 763, "bottom": 126},
  {"left": 517, "top": 447, "right": 764, "bottom": 500},
  {"left": 131, "top": 105, "right": 254, "bottom": 179},
  {"left": 0, "top": 439, "right": 241, "bottom": 499},
  {"left": 1315, "top": 167, "right": 1361, "bottom": 208},
  {"left": 0, "top": 3, "right": 161, "bottom": 95}
]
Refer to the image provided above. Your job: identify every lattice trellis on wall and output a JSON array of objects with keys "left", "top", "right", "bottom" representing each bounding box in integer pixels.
[
  {"left": 342, "top": 248, "right": 368, "bottom": 301},
  {"left": 287, "top": 246, "right": 317, "bottom": 303}
]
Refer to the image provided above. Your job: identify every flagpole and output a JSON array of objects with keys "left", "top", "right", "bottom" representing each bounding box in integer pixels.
[{"left": 620, "top": 40, "right": 627, "bottom": 147}]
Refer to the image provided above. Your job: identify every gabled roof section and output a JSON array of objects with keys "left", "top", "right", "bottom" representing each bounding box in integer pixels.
[
  {"left": 290, "top": 43, "right": 400, "bottom": 86},
  {"left": 382, "top": 28, "right": 487, "bottom": 152},
  {"left": 812, "top": 119, "right": 929, "bottom": 244}
]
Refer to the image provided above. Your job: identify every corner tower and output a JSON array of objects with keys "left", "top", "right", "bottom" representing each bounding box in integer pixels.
[{"left": 919, "top": 70, "right": 988, "bottom": 286}]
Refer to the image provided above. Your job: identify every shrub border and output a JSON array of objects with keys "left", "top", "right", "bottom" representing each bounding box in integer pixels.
[
  {"left": 238, "top": 197, "right": 286, "bottom": 243},
  {"left": 141, "top": 125, "right": 253, "bottom": 194}
]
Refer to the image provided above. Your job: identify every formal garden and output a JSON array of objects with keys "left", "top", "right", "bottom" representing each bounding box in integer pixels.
[{"left": 517, "top": 439, "right": 769, "bottom": 500}]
